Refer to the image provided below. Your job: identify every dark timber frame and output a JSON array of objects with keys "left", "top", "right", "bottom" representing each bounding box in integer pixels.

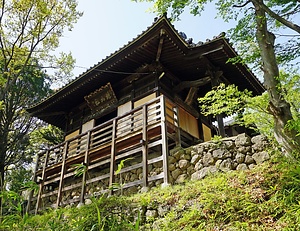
[{"left": 28, "top": 96, "right": 179, "bottom": 213}]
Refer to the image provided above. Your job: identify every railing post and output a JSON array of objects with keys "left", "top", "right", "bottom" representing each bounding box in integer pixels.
[
  {"left": 141, "top": 105, "right": 148, "bottom": 190},
  {"left": 80, "top": 132, "right": 91, "bottom": 204},
  {"left": 56, "top": 141, "right": 68, "bottom": 208},
  {"left": 160, "top": 96, "right": 170, "bottom": 187},
  {"left": 26, "top": 153, "right": 40, "bottom": 214},
  {"left": 35, "top": 150, "right": 49, "bottom": 214},
  {"left": 109, "top": 119, "right": 117, "bottom": 195}
]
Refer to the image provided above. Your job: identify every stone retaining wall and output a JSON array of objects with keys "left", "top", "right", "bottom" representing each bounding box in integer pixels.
[{"left": 168, "top": 133, "right": 269, "bottom": 184}]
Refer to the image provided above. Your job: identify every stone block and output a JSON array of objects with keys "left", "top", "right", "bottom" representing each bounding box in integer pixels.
[
  {"left": 235, "top": 133, "right": 251, "bottom": 146},
  {"left": 191, "top": 154, "right": 201, "bottom": 165},
  {"left": 236, "top": 163, "right": 248, "bottom": 171},
  {"left": 235, "top": 153, "right": 245, "bottom": 164},
  {"left": 178, "top": 159, "right": 189, "bottom": 170},
  {"left": 252, "top": 151, "right": 270, "bottom": 164},
  {"left": 202, "top": 153, "right": 214, "bottom": 166}
]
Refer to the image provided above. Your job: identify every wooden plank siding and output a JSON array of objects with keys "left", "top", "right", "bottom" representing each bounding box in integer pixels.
[{"left": 28, "top": 95, "right": 203, "bottom": 214}]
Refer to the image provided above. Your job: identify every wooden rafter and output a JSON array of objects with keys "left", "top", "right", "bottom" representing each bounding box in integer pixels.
[{"left": 156, "top": 29, "right": 166, "bottom": 62}]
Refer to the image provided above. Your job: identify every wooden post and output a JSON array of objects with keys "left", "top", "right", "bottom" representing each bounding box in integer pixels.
[
  {"left": 173, "top": 106, "right": 181, "bottom": 147},
  {"left": 26, "top": 153, "right": 40, "bottom": 214},
  {"left": 210, "top": 74, "right": 226, "bottom": 137},
  {"left": 80, "top": 131, "right": 91, "bottom": 204},
  {"left": 141, "top": 105, "right": 148, "bottom": 189},
  {"left": 216, "top": 114, "right": 225, "bottom": 137},
  {"left": 35, "top": 151, "right": 49, "bottom": 214},
  {"left": 56, "top": 141, "right": 68, "bottom": 208},
  {"left": 109, "top": 119, "right": 117, "bottom": 195},
  {"left": 160, "top": 96, "right": 170, "bottom": 186},
  {"left": 202, "top": 55, "right": 226, "bottom": 138}
]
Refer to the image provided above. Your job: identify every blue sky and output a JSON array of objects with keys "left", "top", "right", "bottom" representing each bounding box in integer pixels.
[{"left": 57, "top": 0, "right": 235, "bottom": 77}]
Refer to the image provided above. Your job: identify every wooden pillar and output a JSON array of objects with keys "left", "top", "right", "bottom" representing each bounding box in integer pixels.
[
  {"left": 56, "top": 141, "right": 68, "bottom": 208},
  {"left": 173, "top": 106, "right": 181, "bottom": 147},
  {"left": 26, "top": 153, "right": 40, "bottom": 214},
  {"left": 80, "top": 131, "right": 91, "bottom": 204},
  {"left": 203, "top": 55, "right": 226, "bottom": 138},
  {"left": 141, "top": 105, "right": 148, "bottom": 188},
  {"left": 109, "top": 119, "right": 117, "bottom": 195},
  {"left": 35, "top": 150, "right": 49, "bottom": 214},
  {"left": 216, "top": 114, "right": 225, "bottom": 137},
  {"left": 160, "top": 96, "right": 170, "bottom": 186},
  {"left": 210, "top": 74, "right": 226, "bottom": 137}
]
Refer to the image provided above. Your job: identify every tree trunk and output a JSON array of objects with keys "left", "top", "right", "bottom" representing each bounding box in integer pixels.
[{"left": 253, "top": 0, "right": 300, "bottom": 157}]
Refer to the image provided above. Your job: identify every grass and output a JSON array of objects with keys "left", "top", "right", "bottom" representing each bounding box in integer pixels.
[{"left": 6, "top": 155, "right": 300, "bottom": 230}]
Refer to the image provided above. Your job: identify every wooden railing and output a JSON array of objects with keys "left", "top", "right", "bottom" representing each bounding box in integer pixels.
[{"left": 28, "top": 95, "right": 180, "bottom": 214}]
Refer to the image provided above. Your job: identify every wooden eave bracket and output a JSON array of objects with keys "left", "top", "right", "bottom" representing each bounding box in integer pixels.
[
  {"left": 185, "top": 87, "right": 198, "bottom": 106},
  {"left": 173, "top": 77, "right": 211, "bottom": 93},
  {"left": 201, "top": 55, "right": 223, "bottom": 86}
]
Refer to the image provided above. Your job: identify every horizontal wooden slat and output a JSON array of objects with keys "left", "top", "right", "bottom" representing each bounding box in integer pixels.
[
  {"left": 117, "top": 162, "right": 143, "bottom": 174},
  {"left": 149, "top": 172, "right": 164, "bottom": 181},
  {"left": 120, "top": 179, "right": 143, "bottom": 189},
  {"left": 148, "top": 156, "right": 163, "bottom": 164},
  {"left": 41, "top": 189, "right": 58, "bottom": 198},
  {"left": 86, "top": 173, "right": 110, "bottom": 184}
]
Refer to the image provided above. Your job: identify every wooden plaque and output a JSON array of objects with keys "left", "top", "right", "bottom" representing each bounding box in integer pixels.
[{"left": 84, "top": 82, "right": 118, "bottom": 113}]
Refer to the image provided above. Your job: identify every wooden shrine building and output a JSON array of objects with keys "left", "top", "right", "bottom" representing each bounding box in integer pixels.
[{"left": 26, "top": 16, "right": 264, "bottom": 213}]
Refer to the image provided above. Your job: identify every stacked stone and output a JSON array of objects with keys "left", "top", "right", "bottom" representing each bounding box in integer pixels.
[{"left": 168, "top": 133, "right": 270, "bottom": 182}]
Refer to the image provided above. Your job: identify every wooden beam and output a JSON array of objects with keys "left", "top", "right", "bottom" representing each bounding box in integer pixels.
[
  {"left": 33, "top": 111, "right": 66, "bottom": 117},
  {"left": 185, "top": 87, "right": 198, "bottom": 106},
  {"left": 156, "top": 29, "right": 166, "bottom": 62},
  {"left": 185, "top": 46, "right": 224, "bottom": 60},
  {"left": 173, "top": 77, "right": 211, "bottom": 93}
]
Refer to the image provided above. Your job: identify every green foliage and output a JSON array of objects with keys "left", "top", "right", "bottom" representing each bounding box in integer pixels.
[
  {"left": 198, "top": 83, "right": 252, "bottom": 116},
  {"left": 115, "top": 158, "right": 134, "bottom": 175},
  {"left": 72, "top": 163, "right": 87, "bottom": 178},
  {"left": 198, "top": 78, "right": 300, "bottom": 144},
  {"left": 30, "top": 125, "right": 64, "bottom": 148},
  {"left": 0, "top": 0, "right": 82, "bottom": 190},
  {"left": 5, "top": 167, "right": 32, "bottom": 193},
  {"left": 198, "top": 83, "right": 273, "bottom": 136}
]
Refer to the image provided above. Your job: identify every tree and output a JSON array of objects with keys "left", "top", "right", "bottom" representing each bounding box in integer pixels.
[
  {"left": 0, "top": 0, "right": 82, "bottom": 190},
  {"left": 133, "top": 0, "right": 300, "bottom": 157}
]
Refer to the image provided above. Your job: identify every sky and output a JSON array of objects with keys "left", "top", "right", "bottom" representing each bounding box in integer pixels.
[{"left": 57, "top": 0, "right": 235, "bottom": 77}]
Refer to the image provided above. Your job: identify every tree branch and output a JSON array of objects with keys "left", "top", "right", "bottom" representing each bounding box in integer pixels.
[
  {"left": 233, "top": 1, "right": 251, "bottom": 8},
  {"left": 251, "top": 0, "right": 300, "bottom": 34}
]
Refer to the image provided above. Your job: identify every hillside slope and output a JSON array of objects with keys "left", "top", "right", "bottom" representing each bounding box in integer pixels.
[{"left": 7, "top": 156, "right": 300, "bottom": 231}]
